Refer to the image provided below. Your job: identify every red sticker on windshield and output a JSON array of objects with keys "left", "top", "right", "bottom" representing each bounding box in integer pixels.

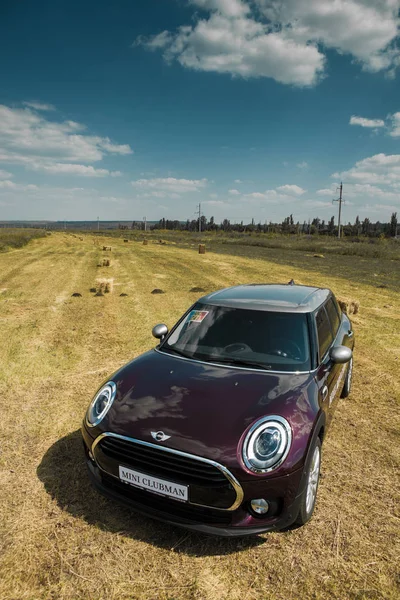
[{"left": 188, "top": 310, "right": 209, "bottom": 323}]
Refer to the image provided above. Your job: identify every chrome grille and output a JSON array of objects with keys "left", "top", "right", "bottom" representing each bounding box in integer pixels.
[{"left": 92, "top": 433, "right": 243, "bottom": 511}]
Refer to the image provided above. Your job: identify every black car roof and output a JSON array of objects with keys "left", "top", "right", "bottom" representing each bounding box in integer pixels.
[{"left": 198, "top": 284, "right": 331, "bottom": 313}]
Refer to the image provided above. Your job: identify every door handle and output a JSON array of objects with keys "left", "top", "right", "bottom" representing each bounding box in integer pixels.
[{"left": 321, "top": 385, "right": 328, "bottom": 401}]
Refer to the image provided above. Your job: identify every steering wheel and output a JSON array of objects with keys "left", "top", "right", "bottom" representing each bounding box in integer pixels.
[
  {"left": 223, "top": 343, "right": 253, "bottom": 354},
  {"left": 269, "top": 340, "right": 303, "bottom": 361}
]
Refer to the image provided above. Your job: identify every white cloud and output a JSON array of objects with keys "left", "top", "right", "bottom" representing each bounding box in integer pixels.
[
  {"left": 243, "top": 186, "right": 303, "bottom": 203},
  {"left": 296, "top": 161, "right": 308, "bottom": 169},
  {"left": 229, "top": 188, "right": 240, "bottom": 195},
  {"left": 137, "top": 0, "right": 400, "bottom": 86},
  {"left": 344, "top": 182, "right": 399, "bottom": 201},
  {"left": 389, "top": 112, "right": 400, "bottom": 136},
  {"left": 234, "top": 179, "right": 242, "bottom": 183},
  {"left": 0, "top": 104, "right": 132, "bottom": 177},
  {"left": 334, "top": 153, "right": 400, "bottom": 186},
  {"left": 203, "top": 199, "right": 231, "bottom": 207},
  {"left": 0, "top": 180, "right": 38, "bottom": 191},
  {"left": 0, "top": 169, "right": 12, "bottom": 179},
  {"left": 305, "top": 200, "right": 334, "bottom": 209},
  {"left": 23, "top": 101, "right": 56, "bottom": 111},
  {"left": 276, "top": 184, "right": 306, "bottom": 195},
  {"left": 29, "top": 163, "right": 122, "bottom": 177},
  {"left": 329, "top": 154, "right": 400, "bottom": 206},
  {"left": 316, "top": 188, "right": 335, "bottom": 197},
  {"left": 138, "top": 2, "right": 325, "bottom": 86},
  {"left": 131, "top": 177, "right": 207, "bottom": 196},
  {"left": 350, "top": 115, "right": 385, "bottom": 128}
]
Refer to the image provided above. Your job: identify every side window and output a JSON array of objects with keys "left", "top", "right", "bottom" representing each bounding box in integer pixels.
[
  {"left": 315, "top": 307, "right": 333, "bottom": 360},
  {"left": 325, "top": 298, "right": 341, "bottom": 337}
]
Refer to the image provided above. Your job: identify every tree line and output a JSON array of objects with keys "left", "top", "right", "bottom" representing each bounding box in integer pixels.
[{"left": 130, "top": 212, "right": 398, "bottom": 238}]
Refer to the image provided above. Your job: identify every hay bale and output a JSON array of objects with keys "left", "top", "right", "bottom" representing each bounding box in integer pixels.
[
  {"left": 199, "top": 244, "right": 206, "bottom": 254},
  {"left": 338, "top": 298, "right": 360, "bottom": 315},
  {"left": 71, "top": 292, "right": 82, "bottom": 297},
  {"left": 313, "top": 254, "right": 325, "bottom": 259},
  {"left": 102, "top": 259, "right": 110, "bottom": 267},
  {"left": 120, "top": 293, "right": 128, "bottom": 297},
  {"left": 143, "top": 240, "right": 148, "bottom": 246},
  {"left": 190, "top": 287, "right": 206, "bottom": 293},
  {"left": 104, "top": 283, "right": 110, "bottom": 293},
  {"left": 94, "top": 291, "right": 104, "bottom": 297},
  {"left": 102, "top": 246, "right": 111, "bottom": 251},
  {"left": 124, "top": 239, "right": 129, "bottom": 243},
  {"left": 151, "top": 289, "right": 165, "bottom": 294},
  {"left": 349, "top": 300, "right": 359, "bottom": 315},
  {"left": 89, "top": 287, "right": 97, "bottom": 293}
]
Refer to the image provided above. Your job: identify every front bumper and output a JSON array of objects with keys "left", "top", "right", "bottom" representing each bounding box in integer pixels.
[{"left": 82, "top": 425, "right": 305, "bottom": 537}]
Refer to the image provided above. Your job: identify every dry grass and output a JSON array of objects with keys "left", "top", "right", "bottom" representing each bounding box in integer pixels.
[{"left": 0, "top": 233, "right": 399, "bottom": 600}]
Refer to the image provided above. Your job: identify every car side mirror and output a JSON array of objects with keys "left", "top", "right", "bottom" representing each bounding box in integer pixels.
[
  {"left": 330, "top": 346, "right": 352, "bottom": 364},
  {"left": 152, "top": 323, "right": 168, "bottom": 340}
]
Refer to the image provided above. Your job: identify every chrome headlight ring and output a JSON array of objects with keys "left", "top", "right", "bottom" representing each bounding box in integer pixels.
[
  {"left": 86, "top": 381, "right": 117, "bottom": 428},
  {"left": 242, "top": 415, "right": 292, "bottom": 474}
]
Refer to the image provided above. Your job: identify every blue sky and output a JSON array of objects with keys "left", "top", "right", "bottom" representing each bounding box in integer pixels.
[{"left": 1, "top": 0, "right": 400, "bottom": 223}]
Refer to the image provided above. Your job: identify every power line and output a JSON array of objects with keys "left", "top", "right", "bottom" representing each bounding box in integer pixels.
[
  {"left": 196, "top": 203, "right": 202, "bottom": 233},
  {"left": 333, "top": 182, "right": 344, "bottom": 239}
]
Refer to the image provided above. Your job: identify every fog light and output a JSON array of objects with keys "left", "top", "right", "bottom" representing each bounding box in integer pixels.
[{"left": 250, "top": 498, "right": 269, "bottom": 515}]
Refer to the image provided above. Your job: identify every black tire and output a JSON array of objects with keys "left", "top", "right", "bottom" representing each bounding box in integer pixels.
[
  {"left": 341, "top": 357, "right": 353, "bottom": 398},
  {"left": 294, "top": 438, "right": 321, "bottom": 527}
]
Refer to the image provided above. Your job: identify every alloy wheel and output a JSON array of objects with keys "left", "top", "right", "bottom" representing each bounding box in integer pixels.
[{"left": 305, "top": 445, "right": 321, "bottom": 515}]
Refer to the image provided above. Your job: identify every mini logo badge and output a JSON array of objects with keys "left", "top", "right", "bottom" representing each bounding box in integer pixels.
[{"left": 151, "top": 431, "right": 171, "bottom": 442}]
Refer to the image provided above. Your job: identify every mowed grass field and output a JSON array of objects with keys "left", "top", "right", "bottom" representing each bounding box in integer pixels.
[{"left": 0, "top": 232, "right": 399, "bottom": 600}]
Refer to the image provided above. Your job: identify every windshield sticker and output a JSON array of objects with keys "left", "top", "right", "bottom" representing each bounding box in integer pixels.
[{"left": 188, "top": 310, "right": 209, "bottom": 323}]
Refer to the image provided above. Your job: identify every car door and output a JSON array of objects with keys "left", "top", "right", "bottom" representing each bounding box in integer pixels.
[{"left": 313, "top": 301, "right": 343, "bottom": 427}]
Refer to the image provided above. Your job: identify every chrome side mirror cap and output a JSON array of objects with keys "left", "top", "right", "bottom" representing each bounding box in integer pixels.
[
  {"left": 152, "top": 323, "right": 168, "bottom": 340},
  {"left": 330, "top": 345, "right": 352, "bottom": 364}
]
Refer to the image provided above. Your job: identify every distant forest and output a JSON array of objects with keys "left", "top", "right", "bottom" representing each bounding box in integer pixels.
[{"left": 138, "top": 212, "right": 399, "bottom": 238}]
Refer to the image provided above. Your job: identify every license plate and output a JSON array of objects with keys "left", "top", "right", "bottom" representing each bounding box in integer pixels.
[{"left": 119, "top": 465, "right": 188, "bottom": 502}]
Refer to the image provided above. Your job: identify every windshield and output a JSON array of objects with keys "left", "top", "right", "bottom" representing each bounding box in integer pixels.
[{"left": 160, "top": 303, "right": 311, "bottom": 372}]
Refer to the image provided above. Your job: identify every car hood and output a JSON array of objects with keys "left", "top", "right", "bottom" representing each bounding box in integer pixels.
[{"left": 104, "top": 350, "right": 318, "bottom": 476}]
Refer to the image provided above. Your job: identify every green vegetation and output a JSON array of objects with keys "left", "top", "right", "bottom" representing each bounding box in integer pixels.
[{"left": 0, "top": 228, "right": 46, "bottom": 252}]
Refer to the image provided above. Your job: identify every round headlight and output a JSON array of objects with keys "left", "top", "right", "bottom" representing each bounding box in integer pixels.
[
  {"left": 86, "top": 381, "right": 117, "bottom": 427},
  {"left": 243, "top": 416, "right": 292, "bottom": 473}
]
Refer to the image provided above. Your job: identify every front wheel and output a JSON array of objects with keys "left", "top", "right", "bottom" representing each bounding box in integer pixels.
[
  {"left": 294, "top": 438, "right": 321, "bottom": 526},
  {"left": 341, "top": 357, "right": 353, "bottom": 398}
]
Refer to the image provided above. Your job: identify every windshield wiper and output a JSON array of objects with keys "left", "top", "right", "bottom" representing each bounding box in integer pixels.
[{"left": 204, "top": 356, "right": 272, "bottom": 370}]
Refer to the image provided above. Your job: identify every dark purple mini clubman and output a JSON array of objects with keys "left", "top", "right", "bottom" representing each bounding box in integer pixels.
[{"left": 82, "top": 283, "right": 355, "bottom": 536}]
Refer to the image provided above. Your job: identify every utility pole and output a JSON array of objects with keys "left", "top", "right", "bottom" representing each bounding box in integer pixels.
[
  {"left": 333, "top": 182, "right": 343, "bottom": 239},
  {"left": 143, "top": 216, "right": 147, "bottom": 232},
  {"left": 197, "top": 203, "right": 202, "bottom": 233}
]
